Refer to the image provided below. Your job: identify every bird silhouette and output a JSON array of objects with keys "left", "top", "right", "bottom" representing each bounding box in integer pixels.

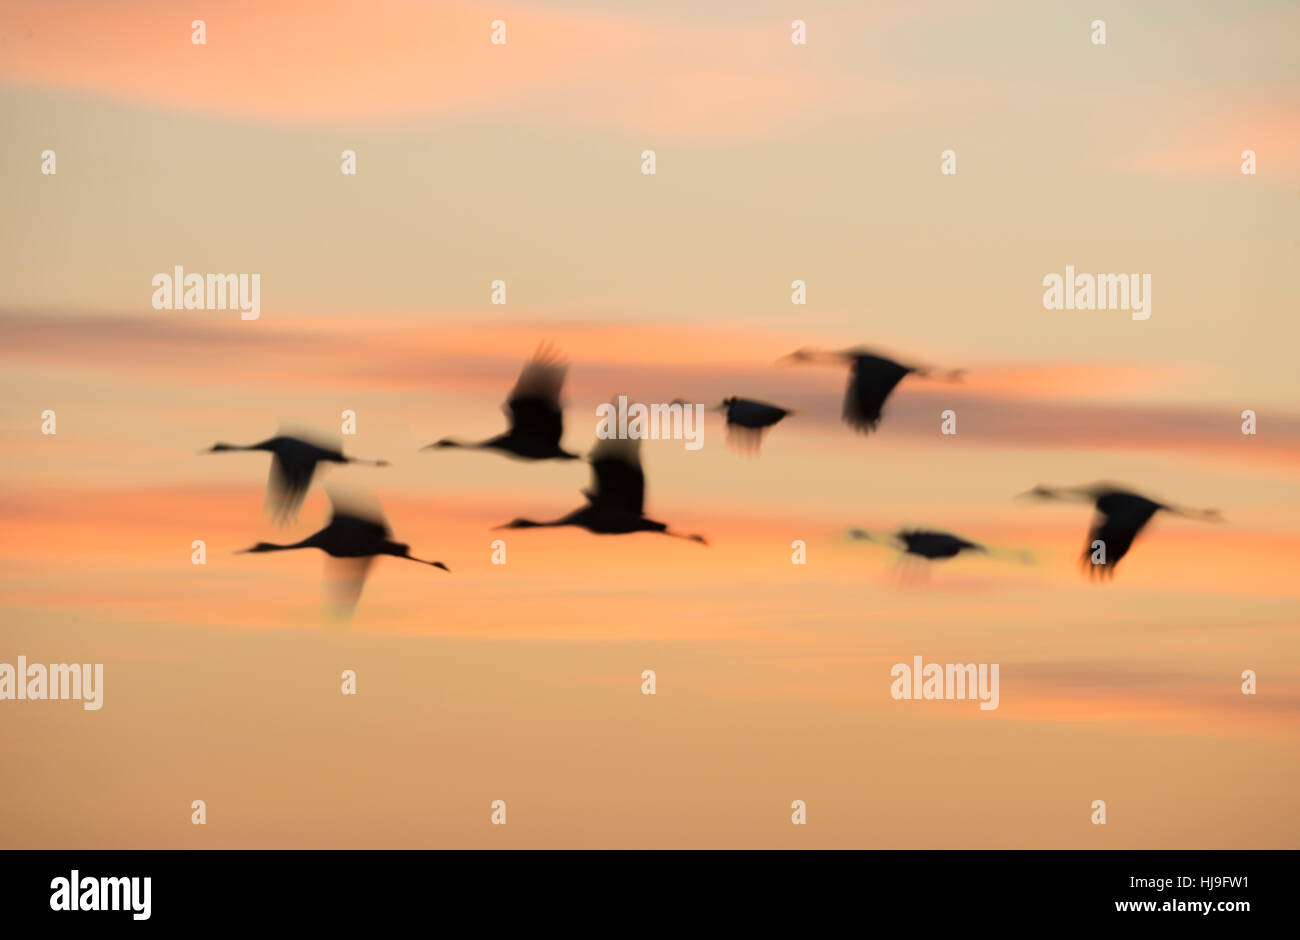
[
  {"left": 237, "top": 488, "right": 448, "bottom": 613},
  {"left": 205, "top": 425, "right": 389, "bottom": 525},
  {"left": 850, "top": 526, "right": 1032, "bottom": 584},
  {"left": 494, "top": 436, "right": 707, "bottom": 543},
  {"left": 852, "top": 527, "right": 988, "bottom": 560},
  {"left": 425, "top": 343, "right": 579, "bottom": 460},
  {"left": 1021, "top": 483, "right": 1222, "bottom": 579},
  {"left": 781, "top": 346, "right": 964, "bottom": 434},
  {"left": 715, "top": 397, "right": 793, "bottom": 455}
]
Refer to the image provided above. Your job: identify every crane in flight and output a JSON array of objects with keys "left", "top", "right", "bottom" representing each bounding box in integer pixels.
[
  {"left": 205, "top": 425, "right": 389, "bottom": 525},
  {"left": 424, "top": 343, "right": 579, "bottom": 460},
  {"left": 494, "top": 436, "right": 707, "bottom": 544},
  {"left": 781, "top": 346, "right": 963, "bottom": 434},
  {"left": 1021, "top": 483, "right": 1222, "bottom": 578},
  {"left": 237, "top": 488, "right": 448, "bottom": 613}
]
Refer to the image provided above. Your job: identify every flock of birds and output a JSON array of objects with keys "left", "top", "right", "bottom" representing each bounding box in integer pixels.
[{"left": 206, "top": 344, "right": 1222, "bottom": 609}]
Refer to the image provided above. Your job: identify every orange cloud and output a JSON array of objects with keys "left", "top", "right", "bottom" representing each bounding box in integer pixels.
[{"left": 0, "top": 0, "right": 855, "bottom": 138}]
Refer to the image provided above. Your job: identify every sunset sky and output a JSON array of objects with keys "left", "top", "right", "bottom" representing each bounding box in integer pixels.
[{"left": 1, "top": 0, "right": 1297, "bottom": 848}]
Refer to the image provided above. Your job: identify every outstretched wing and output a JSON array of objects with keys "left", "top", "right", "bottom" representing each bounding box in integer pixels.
[
  {"left": 724, "top": 424, "right": 769, "bottom": 456},
  {"left": 504, "top": 344, "right": 568, "bottom": 447},
  {"left": 584, "top": 437, "right": 645, "bottom": 516},
  {"left": 266, "top": 452, "right": 318, "bottom": 526},
  {"left": 1086, "top": 494, "right": 1159, "bottom": 569},
  {"left": 325, "top": 556, "right": 375, "bottom": 616},
  {"left": 325, "top": 487, "right": 393, "bottom": 540},
  {"left": 843, "top": 354, "right": 911, "bottom": 433}
]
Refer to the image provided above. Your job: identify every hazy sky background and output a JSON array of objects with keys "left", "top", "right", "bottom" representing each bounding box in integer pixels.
[{"left": 1, "top": 0, "right": 1297, "bottom": 847}]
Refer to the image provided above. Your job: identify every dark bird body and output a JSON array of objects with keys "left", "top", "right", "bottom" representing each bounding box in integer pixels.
[
  {"left": 851, "top": 527, "right": 987, "bottom": 560},
  {"left": 427, "top": 344, "right": 579, "bottom": 460},
  {"left": 718, "top": 396, "right": 793, "bottom": 454},
  {"left": 496, "top": 437, "right": 706, "bottom": 543},
  {"left": 1023, "top": 483, "right": 1222, "bottom": 578},
  {"left": 239, "top": 490, "right": 448, "bottom": 612},
  {"left": 782, "top": 346, "right": 963, "bottom": 434},
  {"left": 206, "top": 430, "right": 389, "bottom": 525}
]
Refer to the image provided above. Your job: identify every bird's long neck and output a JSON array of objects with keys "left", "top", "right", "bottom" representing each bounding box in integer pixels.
[
  {"left": 241, "top": 535, "right": 316, "bottom": 553},
  {"left": 1037, "top": 486, "right": 1096, "bottom": 503},
  {"left": 500, "top": 516, "right": 569, "bottom": 530},
  {"left": 210, "top": 442, "right": 262, "bottom": 452},
  {"left": 426, "top": 438, "right": 486, "bottom": 450},
  {"left": 849, "top": 528, "right": 903, "bottom": 550}
]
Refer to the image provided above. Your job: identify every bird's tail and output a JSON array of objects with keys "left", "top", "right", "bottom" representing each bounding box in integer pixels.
[
  {"left": 914, "top": 366, "right": 967, "bottom": 383},
  {"left": 1168, "top": 504, "right": 1225, "bottom": 523}
]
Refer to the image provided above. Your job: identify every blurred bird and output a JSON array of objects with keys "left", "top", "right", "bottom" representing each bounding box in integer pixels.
[
  {"left": 780, "top": 346, "right": 964, "bottom": 434},
  {"left": 205, "top": 425, "right": 389, "bottom": 526},
  {"left": 237, "top": 488, "right": 448, "bottom": 613},
  {"left": 425, "top": 343, "right": 579, "bottom": 460},
  {"left": 494, "top": 436, "right": 707, "bottom": 543},
  {"left": 715, "top": 397, "right": 794, "bottom": 455},
  {"left": 1020, "top": 483, "right": 1222, "bottom": 579},
  {"left": 852, "top": 527, "right": 988, "bottom": 561},
  {"left": 850, "top": 527, "right": 1032, "bottom": 583}
]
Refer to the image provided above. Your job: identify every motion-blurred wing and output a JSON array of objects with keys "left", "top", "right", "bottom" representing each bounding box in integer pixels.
[
  {"left": 1085, "top": 495, "right": 1157, "bottom": 570},
  {"left": 326, "top": 488, "right": 393, "bottom": 540},
  {"left": 504, "top": 344, "right": 568, "bottom": 446},
  {"left": 724, "top": 424, "right": 769, "bottom": 456},
  {"left": 585, "top": 438, "right": 645, "bottom": 516},
  {"left": 844, "top": 354, "right": 910, "bottom": 433},
  {"left": 325, "top": 556, "right": 374, "bottom": 616},
  {"left": 266, "top": 453, "right": 317, "bottom": 526}
]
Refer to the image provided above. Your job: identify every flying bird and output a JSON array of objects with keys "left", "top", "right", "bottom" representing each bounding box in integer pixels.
[
  {"left": 715, "top": 397, "right": 794, "bottom": 455},
  {"left": 425, "top": 343, "right": 579, "bottom": 460},
  {"left": 1021, "top": 483, "right": 1222, "bottom": 578},
  {"left": 850, "top": 527, "right": 1032, "bottom": 583},
  {"left": 237, "top": 488, "right": 448, "bottom": 612},
  {"left": 205, "top": 426, "right": 389, "bottom": 525},
  {"left": 781, "top": 346, "right": 963, "bottom": 434},
  {"left": 852, "top": 527, "right": 988, "bottom": 561},
  {"left": 494, "top": 436, "right": 707, "bottom": 543}
]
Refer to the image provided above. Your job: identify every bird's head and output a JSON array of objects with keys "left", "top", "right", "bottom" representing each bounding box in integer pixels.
[
  {"left": 236, "top": 542, "right": 280, "bottom": 553},
  {"left": 207, "top": 442, "right": 239, "bottom": 452},
  {"left": 779, "top": 348, "right": 816, "bottom": 364},
  {"left": 424, "top": 439, "right": 461, "bottom": 450}
]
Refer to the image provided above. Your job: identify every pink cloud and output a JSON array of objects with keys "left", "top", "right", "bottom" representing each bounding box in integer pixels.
[{"left": 0, "top": 0, "right": 862, "bottom": 138}]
